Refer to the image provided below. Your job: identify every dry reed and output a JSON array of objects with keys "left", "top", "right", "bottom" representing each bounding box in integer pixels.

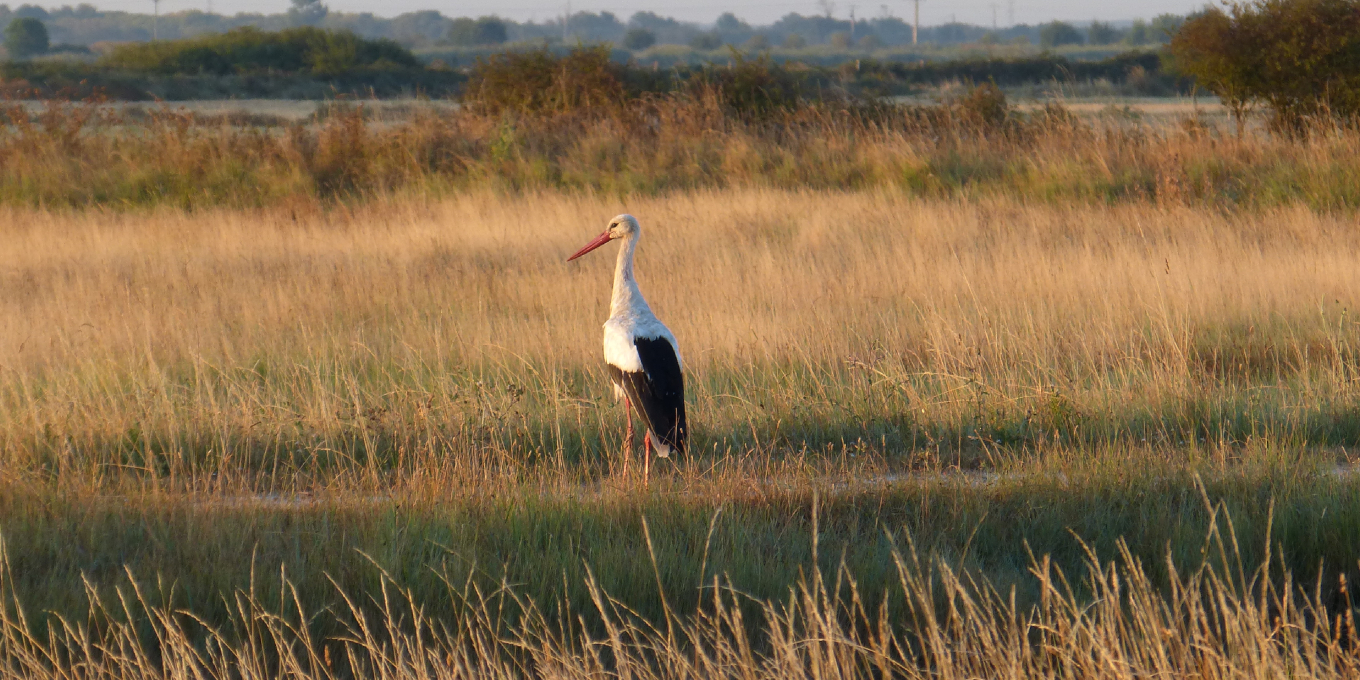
[
  {"left": 4, "top": 97, "right": 1360, "bottom": 208},
  {"left": 2, "top": 137, "right": 1359, "bottom": 675},
  {"left": 0, "top": 501, "right": 1356, "bottom": 679},
  {"left": 0, "top": 189, "right": 1356, "bottom": 491}
]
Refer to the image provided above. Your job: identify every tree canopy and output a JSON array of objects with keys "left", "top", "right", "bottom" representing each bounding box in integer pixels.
[
  {"left": 1039, "top": 21, "right": 1083, "bottom": 48},
  {"left": 1171, "top": 0, "right": 1360, "bottom": 130},
  {"left": 4, "top": 16, "right": 48, "bottom": 59},
  {"left": 447, "top": 17, "right": 506, "bottom": 46}
]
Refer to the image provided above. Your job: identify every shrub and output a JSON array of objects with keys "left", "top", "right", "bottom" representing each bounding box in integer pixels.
[
  {"left": 1171, "top": 0, "right": 1360, "bottom": 130},
  {"left": 953, "top": 82, "right": 1010, "bottom": 129},
  {"left": 623, "top": 28, "right": 655, "bottom": 50},
  {"left": 1169, "top": 8, "right": 1259, "bottom": 131},
  {"left": 686, "top": 51, "right": 802, "bottom": 120},
  {"left": 100, "top": 27, "right": 417, "bottom": 76},
  {"left": 464, "top": 46, "right": 625, "bottom": 116},
  {"left": 4, "top": 17, "right": 48, "bottom": 59},
  {"left": 448, "top": 17, "right": 507, "bottom": 46},
  {"left": 1039, "top": 21, "right": 1083, "bottom": 48},
  {"left": 783, "top": 34, "right": 808, "bottom": 49}
]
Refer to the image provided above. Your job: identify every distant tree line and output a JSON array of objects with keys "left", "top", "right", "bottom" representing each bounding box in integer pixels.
[
  {"left": 0, "top": 2, "right": 1184, "bottom": 52},
  {"left": 0, "top": 24, "right": 456, "bottom": 99},
  {"left": 877, "top": 51, "right": 1172, "bottom": 89},
  {"left": 464, "top": 46, "right": 1182, "bottom": 121},
  {"left": 102, "top": 26, "right": 415, "bottom": 75},
  {"left": 0, "top": 25, "right": 1178, "bottom": 101}
]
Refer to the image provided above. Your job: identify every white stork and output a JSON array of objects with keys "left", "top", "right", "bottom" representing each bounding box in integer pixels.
[{"left": 568, "top": 214, "right": 687, "bottom": 479}]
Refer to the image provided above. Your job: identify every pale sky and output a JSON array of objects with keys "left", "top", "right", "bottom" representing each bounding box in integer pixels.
[{"left": 24, "top": 0, "right": 1210, "bottom": 26}]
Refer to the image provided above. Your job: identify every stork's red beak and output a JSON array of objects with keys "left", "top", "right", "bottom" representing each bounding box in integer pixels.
[{"left": 567, "top": 231, "right": 613, "bottom": 261}]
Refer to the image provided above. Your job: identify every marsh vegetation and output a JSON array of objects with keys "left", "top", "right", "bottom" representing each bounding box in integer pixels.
[{"left": 1, "top": 71, "right": 1359, "bottom": 675}]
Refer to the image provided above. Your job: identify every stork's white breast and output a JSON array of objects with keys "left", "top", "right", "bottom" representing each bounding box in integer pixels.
[
  {"left": 603, "top": 320, "right": 643, "bottom": 372},
  {"left": 602, "top": 316, "right": 682, "bottom": 375}
]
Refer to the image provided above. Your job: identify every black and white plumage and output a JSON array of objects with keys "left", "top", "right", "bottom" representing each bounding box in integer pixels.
[
  {"left": 606, "top": 337, "right": 686, "bottom": 455},
  {"left": 569, "top": 214, "right": 687, "bottom": 474}
]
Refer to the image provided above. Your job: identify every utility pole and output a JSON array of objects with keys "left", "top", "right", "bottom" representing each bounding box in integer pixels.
[
  {"left": 152, "top": 0, "right": 159, "bottom": 40},
  {"left": 849, "top": 4, "right": 856, "bottom": 41},
  {"left": 910, "top": 0, "right": 923, "bottom": 44},
  {"left": 990, "top": 2, "right": 998, "bottom": 29}
]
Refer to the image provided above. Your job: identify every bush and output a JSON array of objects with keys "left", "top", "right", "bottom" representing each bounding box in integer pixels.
[
  {"left": 953, "top": 82, "right": 1010, "bottom": 129},
  {"left": 623, "top": 28, "right": 656, "bottom": 50},
  {"left": 686, "top": 51, "right": 802, "bottom": 120},
  {"left": 448, "top": 17, "right": 507, "bottom": 46},
  {"left": 1039, "top": 21, "right": 1083, "bottom": 48},
  {"left": 4, "top": 17, "right": 49, "bottom": 59},
  {"left": 1171, "top": 0, "right": 1360, "bottom": 130},
  {"left": 464, "top": 46, "right": 625, "bottom": 116},
  {"left": 100, "top": 27, "right": 417, "bottom": 76}
]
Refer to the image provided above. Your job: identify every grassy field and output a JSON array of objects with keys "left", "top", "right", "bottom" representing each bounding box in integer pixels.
[
  {"left": 0, "top": 184, "right": 1358, "bottom": 676},
  {"left": 3, "top": 84, "right": 1360, "bottom": 675},
  {"left": 4, "top": 94, "right": 1360, "bottom": 209}
]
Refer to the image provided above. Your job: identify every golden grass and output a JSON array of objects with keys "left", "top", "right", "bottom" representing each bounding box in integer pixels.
[
  {"left": 2, "top": 188, "right": 1360, "bottom": 674},
  {"left": 6, "top": 96, "right": 1360, "bottom": 209},
  {"left": 1, "top": 189, "right": 1357, "bottom": 492}
]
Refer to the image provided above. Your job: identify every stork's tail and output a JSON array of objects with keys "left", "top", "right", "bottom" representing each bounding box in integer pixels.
[
  {"left": 650, "top": 427, "right": 685, "bottom": 458},
  {"left": 652, "top": 436, "right": 673, "bottom": 459}
]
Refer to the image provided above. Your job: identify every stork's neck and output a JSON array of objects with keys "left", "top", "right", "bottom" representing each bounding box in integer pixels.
[{"left": 610, "top": 231, "right": 652, "bottom": 318}]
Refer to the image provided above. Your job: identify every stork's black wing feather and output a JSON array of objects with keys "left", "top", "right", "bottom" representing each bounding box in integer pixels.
[{"left": 607, "top": 336, "right": 687, "bottom": 455}]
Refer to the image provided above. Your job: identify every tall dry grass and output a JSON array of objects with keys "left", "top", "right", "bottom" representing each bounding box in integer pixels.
[
  {"left": 5, "top": 96, "right": 1360, "bottom": 208},
  {"left": 1, "top": 504, "right": 1358, "bottom": 679},
  {"left": 1, "top": 189, "right": 1356, "bottom": 492},
  {"left": 2, "top": 187, "right": 1360, "bottom": 671}
]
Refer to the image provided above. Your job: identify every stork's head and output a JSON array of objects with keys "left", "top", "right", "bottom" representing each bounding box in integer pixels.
[{"left": 567, "top": 214, "right": 639, "bottom": 261}]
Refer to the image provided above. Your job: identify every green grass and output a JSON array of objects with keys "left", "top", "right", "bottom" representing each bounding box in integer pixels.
[{"left": 3, "top": 449, "right": 1355, "bottom": 642}]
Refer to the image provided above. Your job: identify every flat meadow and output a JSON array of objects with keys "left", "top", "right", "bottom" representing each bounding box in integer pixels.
[{"left": 2, "top": 94, "right": 1360, "bottom": 677}]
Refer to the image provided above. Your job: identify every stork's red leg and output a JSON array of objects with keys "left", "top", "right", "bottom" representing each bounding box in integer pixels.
[
  {"left": 643, "top": 432, "right": 652, "bottom": 484},
  {"left": 623, "top": 397, "right": 635, "bottom": 474}
]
